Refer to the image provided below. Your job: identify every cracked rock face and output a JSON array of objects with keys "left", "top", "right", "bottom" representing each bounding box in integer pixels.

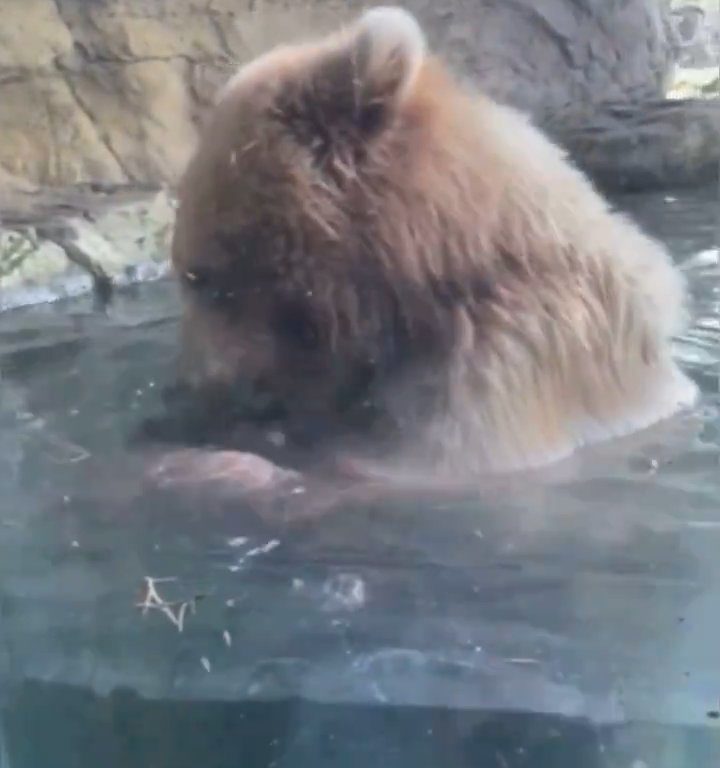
[{"left": 0, "top": 0, "right": 675, "bottom": 187}]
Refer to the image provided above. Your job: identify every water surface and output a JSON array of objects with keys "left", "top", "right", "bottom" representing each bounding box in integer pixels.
[{"left": 0, "top": 187, "right": 718, "bottom": 767}]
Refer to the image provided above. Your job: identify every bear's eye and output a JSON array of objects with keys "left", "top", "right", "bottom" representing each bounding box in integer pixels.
[
  {"left": 274, "top": 303, "right": 320, "bottom": 351},
  {"left": 181, "top": 269, "right": 238, "bottom": 308},
  {"left": 181, "top": 269, "right": 211, "bottom": 291}
]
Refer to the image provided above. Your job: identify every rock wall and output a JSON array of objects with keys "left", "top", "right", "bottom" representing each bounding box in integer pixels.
[
  {"left": 551, "top": 98, "right": 720, "bottom": 192},
  {"left": 2, "top": 0, "right": 717, "bottom": 312},
  {"left": 669, "top": 2, "right": 720, "bottom": 67},
  {"left": 0, "top": 0, "right": 677, "bottom": 187}
]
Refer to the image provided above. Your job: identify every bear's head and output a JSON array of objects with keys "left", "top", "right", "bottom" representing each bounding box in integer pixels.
[{"left": 172, "top": 7, "right": 494, "bottom": 439}]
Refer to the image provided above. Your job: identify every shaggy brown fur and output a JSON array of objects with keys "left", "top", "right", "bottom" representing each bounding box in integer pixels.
[{"left": 171, "top": 6, "right": 697, "bottom": 477}]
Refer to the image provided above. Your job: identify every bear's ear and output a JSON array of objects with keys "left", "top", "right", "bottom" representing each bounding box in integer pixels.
[
  {"left": 351, "top": 6, "right": 426, "bottom": 111},
  {"left": 279, "top": 7, "right": 426, "bottom": 155}
]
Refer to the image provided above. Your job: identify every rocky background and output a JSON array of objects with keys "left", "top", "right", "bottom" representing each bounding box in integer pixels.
[
  {"left": 0, "top": 0, "right": 694, "bottom": 187},
  {"left": 670, "top": 0, "right": 719, "bottom": 69},
  {"left": 0, "top": 0, "right": 718, "bottom": 309}
]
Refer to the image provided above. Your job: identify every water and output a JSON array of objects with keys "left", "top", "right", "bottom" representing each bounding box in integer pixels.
[{"left": 0, "top": 187, "right": 718, "bottom": 767}]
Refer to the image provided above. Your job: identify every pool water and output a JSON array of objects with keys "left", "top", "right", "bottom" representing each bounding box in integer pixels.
[{"left": 0, "top": 187, "right": 718, "bottom": 767}]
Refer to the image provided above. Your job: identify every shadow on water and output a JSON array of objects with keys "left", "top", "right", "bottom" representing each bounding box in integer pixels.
[
  {"left": 0, "top": 187, "right": 719, "bottom": 767},
  {"left": 4, "top": 686, "right": 720, "bottom": 768}
]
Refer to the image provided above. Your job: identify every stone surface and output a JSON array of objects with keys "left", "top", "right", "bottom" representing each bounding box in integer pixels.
[
  {"left": 0, "top": 187, "right": 175, "bottom": 311},
  {"left": 0, "top": 0, "right": 677, "bottom": 187},
  {"left": 668, "top": 2, "right": 720, "bottom": 68},
  {"left": 548, "top": 97, "right": 720, "bottom": 193},
  {"left": 669, "top": 66, "right": 718, "bottom": 99}
]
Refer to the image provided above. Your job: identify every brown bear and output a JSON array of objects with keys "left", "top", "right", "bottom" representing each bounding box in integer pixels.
[{"left": 163, "top": 6, "right": 697, "bottom": 493}]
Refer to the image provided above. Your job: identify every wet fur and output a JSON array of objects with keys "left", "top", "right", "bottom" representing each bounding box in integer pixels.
[{"left": 171, "top": 7, "right": 697, "bottom": 480}]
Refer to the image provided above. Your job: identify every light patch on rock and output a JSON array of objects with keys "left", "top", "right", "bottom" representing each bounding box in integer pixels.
[
  {"left": 0, "top": 229, "right": 94, "bottom": 310},
  {"left": 0, "top": 189, "right": 175, "bottom": 310}
]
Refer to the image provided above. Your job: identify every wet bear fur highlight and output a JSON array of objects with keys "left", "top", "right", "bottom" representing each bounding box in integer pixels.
[{"left": 171, "top": 6, "right": 697, "bottom": 477}]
